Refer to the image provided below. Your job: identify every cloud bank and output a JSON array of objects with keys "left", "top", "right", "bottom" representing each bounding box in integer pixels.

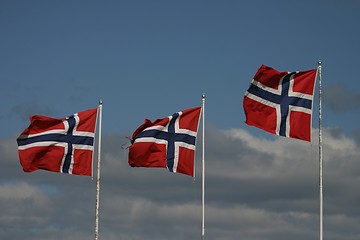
[{"left": 0, "top": 126, "right": 359, "bottom": 240}]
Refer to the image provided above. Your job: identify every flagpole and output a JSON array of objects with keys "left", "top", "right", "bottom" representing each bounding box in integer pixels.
[
  {"left": 318, "top": 61, "right": 323, "bottom": 240},
  {"left": 201, "top": 94, "right": 205, "bottom": 240},
  {"left": 95, "top": 101, "right": 103, "bottom": 240}
]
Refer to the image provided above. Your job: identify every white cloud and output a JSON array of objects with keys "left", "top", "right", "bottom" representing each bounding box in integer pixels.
[
  {"left": 0, "top": 182, "right": 50, "bottom": 209},
  {"left": 1, "top": 127, "right": 360, "bottom": 240}
]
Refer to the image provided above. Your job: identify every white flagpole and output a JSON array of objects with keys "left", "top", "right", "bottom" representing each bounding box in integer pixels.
[
  {"left": 95, "top": 101, "right": 103, "bottom": 240},
  {"left": 317, "top": 61, "right": 323, "bottom": 240},
  {"left": 201, "top": 94, "right": 205, "bottom": 240}
]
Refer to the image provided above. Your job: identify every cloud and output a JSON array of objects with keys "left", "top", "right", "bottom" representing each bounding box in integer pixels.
[
  {"left": 0, "top": 103, "right": 54, "bottom": 123},
  {"left": 323, "top": 83, "right": 360, "bottom": 113},
  {"left": 10, "top": 103, "right": 53, "bottom": 120},
  {"left": 0, "top": 182, "right": 51, "bottom": 210},
  {"left": 1, "top": 128, "right": 360, "bottom": 240},
  {"left": 0, "top": 182, "right": 53, "bottom": 240}
]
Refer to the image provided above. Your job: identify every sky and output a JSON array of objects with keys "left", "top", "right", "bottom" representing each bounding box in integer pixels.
[{"left": 1, "top": 0, "right": 360, "bottom": 239}]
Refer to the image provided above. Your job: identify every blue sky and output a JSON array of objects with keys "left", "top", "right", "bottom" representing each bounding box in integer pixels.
[
  {"left": 1, "top": 1, "right": 360, "bottom": 240},
  {"left": 2, "top": 0, "right": 360, "bottom": 136}
]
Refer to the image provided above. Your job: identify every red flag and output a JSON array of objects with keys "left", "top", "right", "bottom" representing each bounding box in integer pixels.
[
  {"left": 243, "top": 65, "right": 317, "bottom": 141},
  {"left": 16, "top": 108, "right": 98, "bottom": 176},
  {"left": 128, "top": 107, "right": 202, "bottom": 177}
]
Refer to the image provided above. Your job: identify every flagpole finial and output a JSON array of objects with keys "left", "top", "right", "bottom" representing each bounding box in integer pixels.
[
  {"left": 99, "top": 100, "right": 103, "bottom": 105},
  {"left": 318, "top": 60, "right": 322, "bottom": 66},
  {"left": 202, "top": 94, "right": 205, "bottom": 99}
]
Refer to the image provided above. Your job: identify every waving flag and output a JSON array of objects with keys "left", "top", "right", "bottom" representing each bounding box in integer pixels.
[
  {"left": 243, "top": 65, "right": 317, "bottom": 141},
  {"left": 17, "top": 108, "right": 98, "bottom": 176},
  {"left": 129, "top": 107, "right": 202, "bottom": 177}
]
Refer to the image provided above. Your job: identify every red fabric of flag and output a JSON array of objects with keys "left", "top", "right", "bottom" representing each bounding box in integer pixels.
[
  {"left": 243, "top": 65, "right": 317, "bottom": 142},
  {"left": 128, "top": 106, "right": 202, "bottom": 177},
  {"left": 16, "top": 108, "right": 98, "bottom": 176}
]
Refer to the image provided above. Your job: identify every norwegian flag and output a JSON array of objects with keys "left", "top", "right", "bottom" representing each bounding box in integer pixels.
[
  {"left": 243, "top": 65, "right": 317, "bottom": 142},
  {"left": 16, "top": 108, "right": 98, "bottom": 176},
  {"left": 128, "top": 106, "right": 202, "bottom": 177}
]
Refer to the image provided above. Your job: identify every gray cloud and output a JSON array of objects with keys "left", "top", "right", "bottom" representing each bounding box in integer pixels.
[
  {"left": 323, "top": 83, "right": 360, "bottom": 113},
  {"left": 1, "top": 127, "right": 360, "bottom": 240},
  {"left": 7, "top": 103, "right": 53, "bottom": 121}
]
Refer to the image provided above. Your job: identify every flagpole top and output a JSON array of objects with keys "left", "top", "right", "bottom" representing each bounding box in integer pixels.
[
  {"left": 318, "top": 60, "right": 322, "bottom": 66},
  {"left": 99, "top": 100, "right": 103, "bottom": 105},
  {"left": 202, "top": 94, "right": 205, "bottom": 99}
]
